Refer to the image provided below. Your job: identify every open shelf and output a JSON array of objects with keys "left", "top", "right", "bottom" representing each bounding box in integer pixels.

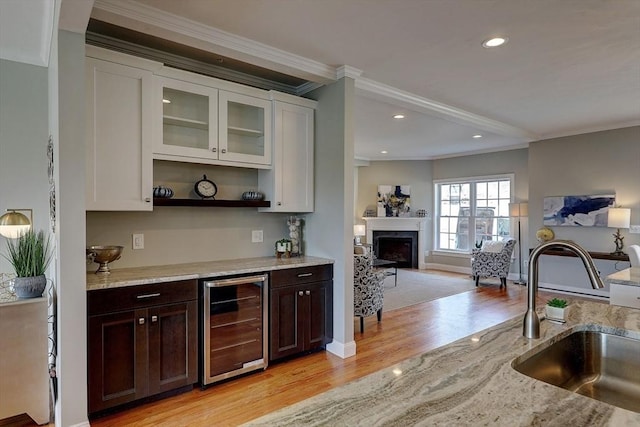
[{"left": 153, "top": 198, "right": 270, "bottom": 208}]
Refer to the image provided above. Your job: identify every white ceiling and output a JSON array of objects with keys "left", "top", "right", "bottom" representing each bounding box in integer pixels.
[{"left": 5, "top": 0, "right": 640, "bottom": 160}]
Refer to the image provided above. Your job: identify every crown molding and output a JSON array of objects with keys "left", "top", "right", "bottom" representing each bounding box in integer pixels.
[
  {"left": 336, "top": 65, "right": 363, "bottom": 80},
  {"left": 538, "top": 120, "right": 640, "bottom": 142},
  {"left": 92, "top": 0, "right": 335, "bottom": 83},
  {"left": 355, "top": 76, "right": 538, "bottom": 141}
]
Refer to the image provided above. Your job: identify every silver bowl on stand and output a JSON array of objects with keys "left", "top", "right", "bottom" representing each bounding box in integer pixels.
[{"left": 87, "top": 245, "right": 123, "bottom": 274}]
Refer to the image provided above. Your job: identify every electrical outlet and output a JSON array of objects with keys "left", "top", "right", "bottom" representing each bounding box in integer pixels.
[
  {"left": 629, "top": 225, "right": 640, "bottom": 234},
  {"left": 132, "top": 233, "right": 144, "bottom": 250},
  {"left": 251, "top": 230, "right": 263, "bottom": 243}
]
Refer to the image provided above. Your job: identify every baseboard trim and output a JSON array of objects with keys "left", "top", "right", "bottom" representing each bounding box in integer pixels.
[
  {"left": 326, "top": 340, "right": 357, "bottom": 359},
  {"left": 425, "top": 263, "right": 471, "bottom": 275}
]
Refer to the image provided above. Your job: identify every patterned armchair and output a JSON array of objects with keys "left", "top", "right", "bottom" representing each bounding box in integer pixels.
[
  {"left": 354, "top": 251, "right": 386, "bottom": 333},
  {"left": 471, "top": 238, "right": 516, "bottom": 288}
]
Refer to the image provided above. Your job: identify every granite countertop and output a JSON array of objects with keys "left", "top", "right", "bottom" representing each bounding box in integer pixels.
[
  {"left": 245, "top": 300, "right": 640, "bottom": 426},
  {"left": 606, "top": 267, "right": 640, "bottom": 287},
  {"left": 86, "top": 255, "right": 334, "bottom": 291}
]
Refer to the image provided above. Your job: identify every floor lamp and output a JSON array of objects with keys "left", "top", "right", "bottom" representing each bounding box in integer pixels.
[{"left": 509, "top": 202, "right": 528, "bottom": 285}]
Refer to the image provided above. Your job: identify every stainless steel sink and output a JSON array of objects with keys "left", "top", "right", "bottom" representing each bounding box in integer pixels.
[{"left": 512, "top": 330, "right": 640, "bottom": 412}]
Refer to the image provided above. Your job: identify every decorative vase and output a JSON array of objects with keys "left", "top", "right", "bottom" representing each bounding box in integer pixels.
[
  {"left": 12, "top": 275, "right": 47, "bottom": 298},
  {"left": 545, "top": 305, "right": 567, "bottom": 322}
]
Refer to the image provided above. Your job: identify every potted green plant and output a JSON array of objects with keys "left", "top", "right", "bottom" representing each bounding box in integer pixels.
[
  {"left": 3, "top": 229, "right": 52, "bottom": 298},
  {"left": 545, "top": 297, "right": 568, "bottom": 322}
]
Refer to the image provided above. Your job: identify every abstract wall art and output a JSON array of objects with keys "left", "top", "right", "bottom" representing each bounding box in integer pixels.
[
  {"left": 543, "top": 194, "right": 615, "bottom": 227},
  {"left": 377, "top": 185, "right": 411, "bottom": 217}
]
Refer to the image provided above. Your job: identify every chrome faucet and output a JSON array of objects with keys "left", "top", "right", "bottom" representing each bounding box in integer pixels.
[{"left": 523, "top": 240, "right": 604, "bottom": 339}]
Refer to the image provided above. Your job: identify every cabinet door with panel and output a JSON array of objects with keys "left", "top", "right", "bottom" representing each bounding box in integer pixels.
[
  {"left": 259, "top": 99, "right": 315, "bottom": 212},
  {"left": 87, "top": 280, "right": 197, "bottom": 415},
  {"left": 87, "top": 309, "right": 149, "bottom": 412},
  {"left": 219, "top": 91, "right": 272, "bottom": 165},
  {"left": 85, "top": 56, "right": 155, "bottom": 211},
  {"left": 269, "top": 265, "right": 333, "bottom": 361},
  {"left": 153, "top": 76, "right": 219, "bottom": 161},
  {"left": 147, "top": 300, "right": 198, "bottom": 395}
]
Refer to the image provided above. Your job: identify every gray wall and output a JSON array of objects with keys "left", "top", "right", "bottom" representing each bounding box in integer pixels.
[
  {"left": 356, "top": 160, "right": 433, "bottom": 230},
  {"left": 55, "top": 30, "right": 89, "bottom": 426},
  {"left": 0, "top": 59, "right": 50, "bottom": 273},
  {"left": 528, "top": 126, "right": 640, "bottom": 291},
  {"left": 529, "top": 126, "right": 640, "bottom": 249},
  {"left": 306, "top": 77, "right": 356, "bottom": 357},
  {"left": 86, "top": 161, "right": 291, "bottom": 269}
]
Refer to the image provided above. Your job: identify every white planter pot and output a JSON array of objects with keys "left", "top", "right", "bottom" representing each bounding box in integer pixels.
[{"left": 545, "top": 305, "right": 567, "bottom": 322}]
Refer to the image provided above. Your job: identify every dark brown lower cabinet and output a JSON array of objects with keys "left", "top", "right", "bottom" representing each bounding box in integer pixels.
[
  {"left": 87, "top": 280, "right": 197, "bottom": 415},
  {"left": 270, "top": 265, "right": 333, "bottom": 361}
]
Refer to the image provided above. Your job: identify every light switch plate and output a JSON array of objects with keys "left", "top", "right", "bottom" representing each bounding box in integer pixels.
[
  {"left": 630, "top": 225, "right": 640, "bottom": 234},
  {"left": 132, "top": 233, "right": 144, "bottom": 249},
  {"left": 251, "top": 230, "right": 263, "bottom": 243}
]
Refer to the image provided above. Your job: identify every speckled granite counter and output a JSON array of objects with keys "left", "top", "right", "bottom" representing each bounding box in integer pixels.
[
  {"left": 86, "top": 256, "right": 333, "bottom": 291},
  {"left": 606, "top": 267, "right": 640, "bottom": 287},
  {"left": 245, "top": 300, "right": 640, "bottom": 426}
]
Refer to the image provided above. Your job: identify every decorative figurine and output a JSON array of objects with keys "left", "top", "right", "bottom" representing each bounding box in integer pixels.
[
  {"left": 275, "top": 239, "right": 292, "bottom": 258},
  {"left": 287, "top": 216, "right": 302, "bottom": 256}
]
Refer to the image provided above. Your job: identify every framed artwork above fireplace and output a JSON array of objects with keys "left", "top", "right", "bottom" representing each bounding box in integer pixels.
[{"left": 377, "top": 185, "right": 411, "bottom": 217}]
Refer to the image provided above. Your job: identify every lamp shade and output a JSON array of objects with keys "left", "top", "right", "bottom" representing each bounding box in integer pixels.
[
  {"left": 608, "top": 207, "right": 630, "bottom": 229},
  {"left": 354, "top": 224, "right": 366, "bottom": 236},
  {"left": 0, "top": 210, "right": 32, "bottom": 238},
  {"left": 509, "top": 202, "right": 528, "bottom": 217}
]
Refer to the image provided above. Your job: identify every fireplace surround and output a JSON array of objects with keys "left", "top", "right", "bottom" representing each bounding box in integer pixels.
[
  {"left": 363, "top": 218, "right": 427, "bottom": 269},
  {"left": 373, "top": 231, "right": 418, "bottom": 268}
]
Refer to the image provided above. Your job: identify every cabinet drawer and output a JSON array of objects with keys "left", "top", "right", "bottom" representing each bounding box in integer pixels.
[
  {"left": 610, "top": 283, "right": 640, "bottom": 309},
  {"left": 270, "top": 264, "right": 333, "bottom": 288},
  {"left": 88, "top": 280, "right": 197, "bottom": 316}
]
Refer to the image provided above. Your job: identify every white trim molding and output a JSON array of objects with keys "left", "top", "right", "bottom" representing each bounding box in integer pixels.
[
  {"left": 326, "top": 339, "right": 357, "bottom": 359},
  {"left": 355, "top": 76, "right": 538, "bottom": 141}
]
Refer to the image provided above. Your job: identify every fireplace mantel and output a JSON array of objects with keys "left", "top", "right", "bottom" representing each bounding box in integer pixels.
[{"left": 363, "top": 218, "right": 427, "bottom": 269}]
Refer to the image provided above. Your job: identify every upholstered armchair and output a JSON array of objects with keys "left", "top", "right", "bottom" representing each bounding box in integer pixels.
[
  {"left": 354, "top": 251, "right": 386, "bottom": 333},
  {"left": 629, "top": 244, "right": 640, "bottom": 267},
  {"left": 471, "top": 238, "right": 516, "bottom": 288}
]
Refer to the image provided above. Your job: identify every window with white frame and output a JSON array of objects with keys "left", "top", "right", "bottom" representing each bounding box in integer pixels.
[{"left": 435, "top": 175, "right": 513, "bottom": 252}]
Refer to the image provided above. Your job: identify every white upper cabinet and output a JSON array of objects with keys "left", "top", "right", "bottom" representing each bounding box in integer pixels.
[
  {"left": 259, "top": 96, "right": 316, "bottom": 213},
  {"left": 219, "top": 91, "right": 271, "bottom": 165},
  {"left": 85, "top": 48, "right": 159, "bottom": 211},
  {"left": 153, "top": 68, "right": 272, "bottom": 168},
  {"left": 153, "top": 76, "right": 219, "bottom": 161}
]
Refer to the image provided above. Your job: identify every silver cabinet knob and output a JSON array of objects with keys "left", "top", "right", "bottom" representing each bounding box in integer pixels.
[
  {"left": 151, "top": 315, "right": 158, "bottom": 323},
  {"left": 212, "top": 147, "right": 217, "bottom": 152},
  {"left": 221, "top": 149, "right": 227, "bottom": 153},
  {"left": 298, "top": 291, "right": 304, "bottom": 297},
  {"left": 277, "top": 202, "right": 282, "bottom": 206},
  {"left": 145, "top": 197, "right": 151, "bottom": 202},
  {"left": 305, "top": 290, "right": 311, "bottom": 296},
  {"left": 138, "top": 317, "right": 145, "bottom": 325}
]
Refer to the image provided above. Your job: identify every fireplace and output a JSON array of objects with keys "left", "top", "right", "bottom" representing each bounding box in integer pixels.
[{"left": 373, "top": 230, "right": 418, "bottom": 268}]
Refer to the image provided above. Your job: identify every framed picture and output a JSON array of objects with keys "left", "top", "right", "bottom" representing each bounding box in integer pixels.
[
  {"left": 543, "top": 194, "right": 615, "bottom": 227},
  {"left": 377, "top": 185, "right": 411, "bottom": 217}
]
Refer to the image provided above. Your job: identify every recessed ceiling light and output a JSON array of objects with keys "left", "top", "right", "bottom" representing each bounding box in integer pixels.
[
  {"left": 393, "top": 114, "right": 405, "bottom": 119},
  {"left": 473, "top": 134, "right": 483, "bottom": 139},
  {"left": 482, "top": 37, "right": 508, "bottom": 48},
  {"left": 381, "top": 150, "right": 388, "bottom": 154}
]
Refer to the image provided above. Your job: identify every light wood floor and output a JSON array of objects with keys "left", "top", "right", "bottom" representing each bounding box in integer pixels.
[{"left": 12, "top": 271, "right": 585, "bottom": 427}]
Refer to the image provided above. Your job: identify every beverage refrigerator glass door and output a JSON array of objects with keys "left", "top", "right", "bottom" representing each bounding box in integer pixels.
[{"left": 200, "top": 274, "right": 268, "bottom": 386}]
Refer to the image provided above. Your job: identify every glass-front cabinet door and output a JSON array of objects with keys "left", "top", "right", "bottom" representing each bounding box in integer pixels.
[
  {"left": 154, "top": 76, "right": 218, "bottom": 160},
  {"left": 219, "top": 91, "right": 271, "bottom": 165}
]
